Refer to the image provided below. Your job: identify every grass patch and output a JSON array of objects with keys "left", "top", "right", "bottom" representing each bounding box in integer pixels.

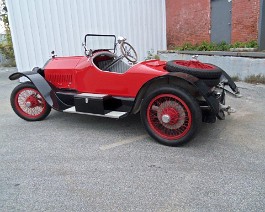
[
  {"left": 0, "top": 59, "right": 16, "bottom": 67},
  {"left": 174, "top": 40, "right": 258, "bottom": 51},
  {"left": 231, "top": 75, "right": 241, "bottom": 82},
  {"left": 145, "top": 49, "right": 160, "bottom": 60},
  {"left": 244, "top": 74, "right": 265, "bottom": 84}
]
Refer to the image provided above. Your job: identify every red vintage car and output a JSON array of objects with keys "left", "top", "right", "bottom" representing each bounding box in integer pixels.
[{"left": 9, "top": 34, "right": 240, "bottom": 146}]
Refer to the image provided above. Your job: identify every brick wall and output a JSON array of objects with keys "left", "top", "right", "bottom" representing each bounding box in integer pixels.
[
  {"left": 166, "top": 0, "right": 260, "bottom": 48},
  {"left": 166, "top": 0, "right": 211, "bottom": 48},
  {"left": 232, "top": 0, "right": 260, "bottom": 43}
]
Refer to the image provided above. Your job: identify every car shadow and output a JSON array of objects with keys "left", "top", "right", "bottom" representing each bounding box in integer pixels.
[
  {"left": 47, "top": 111, "right": 224, "bottom": 147},
  {"left": 47, "top": 111, "right": 145, "bottom": 133}
]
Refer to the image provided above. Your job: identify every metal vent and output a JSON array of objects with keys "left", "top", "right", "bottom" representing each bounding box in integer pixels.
[{"left": 46, "top": 74, "right": 73, "bottom": 86}]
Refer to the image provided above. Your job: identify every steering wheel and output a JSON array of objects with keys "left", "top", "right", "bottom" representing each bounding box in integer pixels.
[{"left": 120, "top": 41, "right": 138, "bottom": 63}]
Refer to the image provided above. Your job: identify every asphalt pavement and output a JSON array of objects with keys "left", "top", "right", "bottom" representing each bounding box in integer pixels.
[{"left": 1, "top": 68, "right": 265, "bottom": 212}]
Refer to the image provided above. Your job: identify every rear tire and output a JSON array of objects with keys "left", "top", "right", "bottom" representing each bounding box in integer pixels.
[
  {"left": 140, "top": 86, "right": 202, "bottom": 146},
  {"left": 10, "top": 82, "right": 51, "bottom": 121}
]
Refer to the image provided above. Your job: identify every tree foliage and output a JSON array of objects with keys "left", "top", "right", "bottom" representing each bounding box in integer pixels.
[{"left": 0, "top": 0, "right": 15, "bottom": 62}]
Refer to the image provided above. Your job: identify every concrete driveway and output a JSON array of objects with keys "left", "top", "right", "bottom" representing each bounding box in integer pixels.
[{"left": 1, "top": 68, "right": 265, "bottom": 211}]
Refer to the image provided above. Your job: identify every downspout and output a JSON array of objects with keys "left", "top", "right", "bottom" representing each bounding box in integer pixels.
[{"left": 258, "top": 0, "right": 265, "bottom": 50}]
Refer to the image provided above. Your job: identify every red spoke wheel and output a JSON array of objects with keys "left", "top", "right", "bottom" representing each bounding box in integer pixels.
[
  {"left": 141, "top": 86, "right": 201, "bottom": 146},
  {"left": 11, "top": 82, "right": 51, "bottom": 121}
]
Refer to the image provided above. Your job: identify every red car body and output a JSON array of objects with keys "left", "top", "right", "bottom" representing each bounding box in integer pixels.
[
  {"left": 9, "top": 34, "right": 240, "bottom": 146},
  {"left": 45, "top": 54, "right": 167, "bottom": 97}
]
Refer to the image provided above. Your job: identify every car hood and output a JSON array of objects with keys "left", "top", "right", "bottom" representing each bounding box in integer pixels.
[{"left": 44, "top": 56, "right": 84, "bottom": 70}]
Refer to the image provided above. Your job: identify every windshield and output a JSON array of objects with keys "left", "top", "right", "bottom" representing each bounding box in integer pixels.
[{"left": 85, "top": 34, "right": 116, "bottom": 52}]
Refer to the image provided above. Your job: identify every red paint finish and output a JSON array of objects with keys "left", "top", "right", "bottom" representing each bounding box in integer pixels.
[
  {"left": 44, "top": 51, "right": 168, "bottom": 98},
  {"left": 175, "top": 60, "right": 215, "bottom": 70},
  {"left": 45, "top": 56, "right": 83, "bottom": 69},
  {"left": 74, "top": 57, "right": 167, "bottom": 97},
  {"left": 44, "top": 56, "right": 84, "bottom": 89}
]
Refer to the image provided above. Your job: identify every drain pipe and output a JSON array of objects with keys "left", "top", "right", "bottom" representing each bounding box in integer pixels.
[{"left": 258, "top": 0, "right": 265, "bottom": 50}]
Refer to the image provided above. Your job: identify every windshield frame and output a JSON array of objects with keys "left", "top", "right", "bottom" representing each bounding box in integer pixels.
[{"left": 84, "top": 34, "right": 117, "bottom": 53}]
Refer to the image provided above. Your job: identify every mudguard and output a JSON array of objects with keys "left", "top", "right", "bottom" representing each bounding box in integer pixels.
[
  {"left": 168, "top": 72, "right": 221, "bottom": 116},
  {"left": 9, "top": 67, "right": 70, "bottom": 111},
  {"left": 132, "top": 72, "right": 223, "bottom": 118},
  {"left": 220, "top": 70, "right": 240, "bottom": 94}
]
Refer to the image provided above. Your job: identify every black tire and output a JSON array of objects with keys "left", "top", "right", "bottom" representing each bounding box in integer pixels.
[
  {"left": 10, "top": 82, "right": 51, "bottom": 121},
  {"left": 166, "top": 60, "right": 223, "bottom": 79},
  {"left": 140, "top": 86, "right": 202, "bottom": 146}
]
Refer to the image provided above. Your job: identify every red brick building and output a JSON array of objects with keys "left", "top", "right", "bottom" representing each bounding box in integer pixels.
[{"left": 166, "top": 0, "right": 261, "bottom": 48}]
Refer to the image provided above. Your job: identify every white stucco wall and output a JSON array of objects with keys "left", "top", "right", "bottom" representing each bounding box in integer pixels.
[{"left": 6, "top": 0, "right": 166, "bottom": 72}]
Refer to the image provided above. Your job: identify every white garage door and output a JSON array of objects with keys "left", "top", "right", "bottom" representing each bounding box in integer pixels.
[{"left": 6, "top": 0, "right": 166, "bottom": 72}]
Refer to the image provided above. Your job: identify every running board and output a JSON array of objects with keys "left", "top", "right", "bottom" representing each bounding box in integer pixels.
[{"left": 63, "top": 107, "right": 128, "bottom": 119}]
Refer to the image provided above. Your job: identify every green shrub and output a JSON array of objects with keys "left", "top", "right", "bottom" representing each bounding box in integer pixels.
[
  {"left": 145, "top": 49, "right": 160, "bottom": 60},
  {"left": 245, "top": 74, "right": 265, "bottom": 84},
  {"left": 0, "top": 0, "right": 16, "bottom": 66},
  {"left": 231, "top": 75, "right": 241, "bottom": 82},
  {"left": 174, "top": 40, "right": 258, "bottom": 52},
  {"left": 245, "top": 40, "right": 259, "bottom": 48}
]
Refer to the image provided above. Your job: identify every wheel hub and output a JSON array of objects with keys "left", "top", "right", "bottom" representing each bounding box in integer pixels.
[
  {"left": 161, "top": 107, "right": 179, "bottom": 125},
  {"left": 25, "top": 101, "right": 32, "bottom": 108},
  {"left": 161, "top": 114, "right": 170, "bottom": 124},
  {"left": 156, "top": 101, "right": 185, "bottom": 129},
  {"left": 25, "top": 95, "right": 40, "bottom": 108}
]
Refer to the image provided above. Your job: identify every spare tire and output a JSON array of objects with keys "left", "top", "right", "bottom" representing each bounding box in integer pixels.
[{"left": 166, "top": 60, "right": 223, "bottom": 79}]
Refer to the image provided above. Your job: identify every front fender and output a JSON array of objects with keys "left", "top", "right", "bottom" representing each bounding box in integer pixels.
[{"left": 9, "top": 68, "right": 70, "bottom": 111}]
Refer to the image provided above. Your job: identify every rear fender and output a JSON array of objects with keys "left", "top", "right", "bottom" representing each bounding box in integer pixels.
[
  {"left": 132, "top": 73, "right": 221, "bottom": 117},
  {"left": 9, "top": 68, "right": 70, "bottom": 111},
  {"left": 221, "top": 70, "right": 240, "bottom": 94}
]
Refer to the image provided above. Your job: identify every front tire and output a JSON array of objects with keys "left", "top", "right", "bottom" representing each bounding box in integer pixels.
[
  {"left": 10, "top": 82, "right": 51, "bottom": 121},
  {"left": 140, "top": 86, "right": 202, "bottom": 146}
]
